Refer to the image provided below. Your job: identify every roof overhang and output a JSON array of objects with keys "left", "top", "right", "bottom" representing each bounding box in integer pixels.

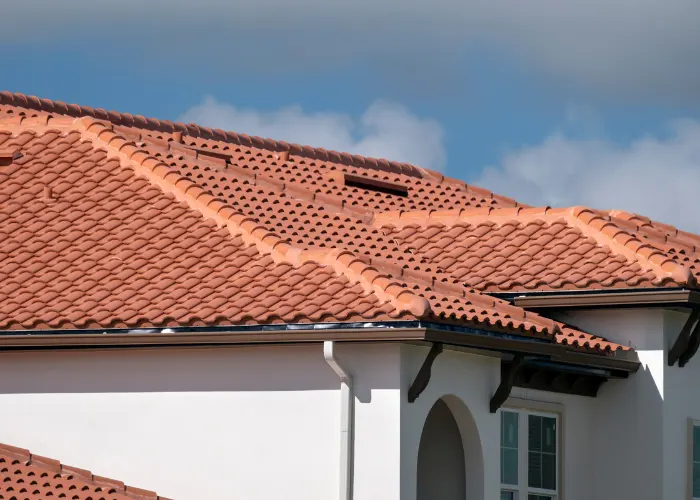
[
  {"left": 0, "top": 321, "right": 639, "bottom": 408},
  {"left": 0, "top": 321, "right": 639, "bottom": 373},
  {"left": 494, "top": 288, "right": 700, "bottom": 310}
]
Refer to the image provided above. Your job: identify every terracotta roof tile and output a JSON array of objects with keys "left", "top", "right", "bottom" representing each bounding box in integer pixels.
[
  {"left": 0, "top": 443, "right": 171, "bottom": 500},
  {"left": 555, "top": 323, "right": 630, "bottom": 353},
  {"left": 377, "top": 207, "right": 697, "bottom": 291},
  {"left": 0, "top": 93, "right": 645, "bottom": 355}
]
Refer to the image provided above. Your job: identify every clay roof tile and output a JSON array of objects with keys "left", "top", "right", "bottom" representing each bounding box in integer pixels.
[{"left": 0, "top": 92, "right": 665, "bottom": 355}]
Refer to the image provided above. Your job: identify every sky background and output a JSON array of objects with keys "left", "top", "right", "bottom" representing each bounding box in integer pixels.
[{"left": 2, "top": 0, "right": 700, "bottom": 230}]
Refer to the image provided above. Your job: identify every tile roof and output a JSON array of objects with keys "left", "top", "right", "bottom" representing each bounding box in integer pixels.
[
  {"left": 377, "top": 207, "right": 697, "bottom": 291},
  {"left": 0, "top": 443, "right": 170, "bottom": 500},
  {"left": 0, "top": 92, "right": 661, "bottom": 355}
]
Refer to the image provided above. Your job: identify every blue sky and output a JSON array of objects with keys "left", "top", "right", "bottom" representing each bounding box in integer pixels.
[{"left": 2, "top": 0, "right": 700, "bottom": 229}]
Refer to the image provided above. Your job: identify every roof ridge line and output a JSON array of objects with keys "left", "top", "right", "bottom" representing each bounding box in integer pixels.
[
  {"left": 75, "top": 117, "right": 430, "bottom": 318},
  {"left": 609, "top": 209, "right": 700, "bottom": 249},
  {"left": 566, "top": 206, "right": 695, "bottom": 286},
  {"left": 373, "top": 204, "right": 695, "bottom": 286},
  {"left": 0, "top": 113, "right": 76, "bottom": 134},
  {"left": 372, "top": 205, "right": 562, "bottom": 228},
  {"left": 0, "top": 443, "right": 167, "bottom": 499},
  {"left": 0, "top": 91, "right": 426, "bottom": 179}
]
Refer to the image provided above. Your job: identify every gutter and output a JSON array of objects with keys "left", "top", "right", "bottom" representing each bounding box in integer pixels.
[
  {"left": 0, "top": 320, "right": 639, "bottom": 373},
  {"left": 491, "top": 288, "right": 700, "bottom": 310},
  {"left": 324, "top": 341, "right": 354, "bottom": 500}
]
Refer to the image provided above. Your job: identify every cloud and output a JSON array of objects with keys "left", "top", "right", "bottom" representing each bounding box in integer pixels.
[
  {"left": 474, "top": 119, "right": 700, "bottom": 232},
  {"left": 179, "top": 97, "right": 446, "bottom": 171},
  {"left": 2, "top": 0, "right": 700, "bottom": 100}
]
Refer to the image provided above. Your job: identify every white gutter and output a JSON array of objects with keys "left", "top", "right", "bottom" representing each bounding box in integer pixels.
[{"left": 324, "top": 341, "right": 354, "bottom": 500}]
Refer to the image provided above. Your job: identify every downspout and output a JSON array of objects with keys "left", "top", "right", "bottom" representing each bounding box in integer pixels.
[{"left": 324, "top": 341, "right": 354, "bottom": 500}]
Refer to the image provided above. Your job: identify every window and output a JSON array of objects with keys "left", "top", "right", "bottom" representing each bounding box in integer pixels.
[
  {"left": 692, "top": 422, "right": 700, "bottom": 499},
  {"left": 501, "top": 409, "right": 559, "bottom": 500}
]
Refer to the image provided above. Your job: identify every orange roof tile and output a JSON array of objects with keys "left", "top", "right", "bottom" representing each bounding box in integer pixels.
[
  {"left": 376, "top": 206, "right": 697, "bottom": 291},
  {"left": 0, "top": 92, "right": 652, "bottom": 356},
  {"left": 0, "top": 443, "right": 170, "bottom": 500}
]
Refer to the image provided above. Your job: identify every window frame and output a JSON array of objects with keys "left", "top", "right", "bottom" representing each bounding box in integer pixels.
[
  {"left": 500, "top": 398, "right": 564, "bottom": 500},
  {"left": 688, "top": 418, "right": 700, "bottom": 500}
]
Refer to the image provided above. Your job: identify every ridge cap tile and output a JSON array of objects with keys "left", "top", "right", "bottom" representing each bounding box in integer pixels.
[{"left": 1, "top": 91, "right": 429, "bottom": 180}]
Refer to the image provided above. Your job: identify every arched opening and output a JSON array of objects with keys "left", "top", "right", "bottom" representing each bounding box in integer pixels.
[{"left": 417, "top": 396, "right": 484, "bottom": 500}]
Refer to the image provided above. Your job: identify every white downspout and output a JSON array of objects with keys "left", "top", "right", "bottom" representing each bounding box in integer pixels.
[{"left": 324, "top": 341, "right": 354, "bottom": 500}]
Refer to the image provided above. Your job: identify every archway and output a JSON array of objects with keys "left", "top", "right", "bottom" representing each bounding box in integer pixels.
[{"left": 417, "top": 396, "right": 484, "bottom": 500}]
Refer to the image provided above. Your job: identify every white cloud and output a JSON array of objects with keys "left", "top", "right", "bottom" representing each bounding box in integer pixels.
[
  {"left": 179, "top": 97, "right": 446, "bottom": 171},
  {"left": 2, "top": 0, "right": 699, "bottom": 100},
  {"left": 475, "top": 119, "right": 700, "bottom": 232}
]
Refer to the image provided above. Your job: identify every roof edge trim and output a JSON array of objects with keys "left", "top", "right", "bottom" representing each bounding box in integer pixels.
[
  {"left": 0, "top": 320, "right": 638, "bottom": 371},
  {"left": 497, "top": 288, "right": 700, "bottom": 309}
]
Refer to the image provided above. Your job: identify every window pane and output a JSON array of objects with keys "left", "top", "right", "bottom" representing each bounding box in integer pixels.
[
  {"left": 501, "top": 411, "right": 519, "bottom": 486},
  {"left": 694, "top": 425, "right": 700, "bottom": 462},
  {"left": 542, "top": 453, "right": 557, "bottom": 490},
  {"left": 542, "top": 417, "right": 556, "bottom": 454},
  {"left": 501, "top": 448, "right": 518, "bottom": 485},
  {"left": 502, "top": 411, "right": 519, "bottom": 448},
  {"left": 529, "top": 415, "right": 542, "bottom": 452},
  {"left": 528, "top": 496, "right": 553, "bottom": 500},
  {"left": 693, "top": 461, "right": 700, "bottom": 498},
  {"left": 528, "top": 414, "right": 557, "bottom": 491},
  {"left": 501, "top": 491, "right": 516, "bottom": 500},
  {"left": 528, "top": 451, "right": 542, "bottom": 488}
]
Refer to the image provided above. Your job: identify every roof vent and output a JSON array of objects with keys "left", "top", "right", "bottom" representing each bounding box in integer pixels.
[
  {"left": 343, "top": 173, "right": 408, "bottom": 197},
  {"left": 0, "top": 150, "right": 21, "bottom": 167}
]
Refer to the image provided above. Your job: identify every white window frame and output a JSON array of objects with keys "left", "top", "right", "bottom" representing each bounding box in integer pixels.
[
  {"left": 689, "top": 418, "right": 700, "bottom": 500},
  {"left": 500, "top": 399, "right": 562, "bottom": 500}
]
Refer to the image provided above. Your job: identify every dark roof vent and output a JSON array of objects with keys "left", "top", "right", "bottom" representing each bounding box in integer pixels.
[
  {"left": 0, "top": 150, "right": 22, "bottom": 167},
  {"left": 343, "top": 173, "right": 408, "bottom": 197}
]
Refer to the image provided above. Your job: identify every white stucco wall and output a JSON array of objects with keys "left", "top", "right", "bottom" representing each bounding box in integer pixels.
[
  {"left": 400, "top": 345, "right": 500, "bottom": 500},
  {"left": 0, "top": 343, "right": 403, "bottom": 500},
  {"left": 400, "top": 342, "right": 625, "bottom": 500},
  {"left": 537, "top": 306, "right": 700, "bottom": 500},
  {"left": 396, "top": 307, "right": 686, "bottom": 500},
  {"left": 2, "top": 308, "right": 695, "bottom": 500},
  {"left": 664, "top": 309, "right": 700, "bottom": 500}
]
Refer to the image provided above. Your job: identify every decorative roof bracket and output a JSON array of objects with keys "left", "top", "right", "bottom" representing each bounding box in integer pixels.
[
  {"left": 668, "top": 309, "right": 700, "bottom": 367},
  {"left": 407, "top": 342, "right": 443, "bottom": 403},
  {"left": 490, "top": 355, "right": 525, "bottom": 413}
]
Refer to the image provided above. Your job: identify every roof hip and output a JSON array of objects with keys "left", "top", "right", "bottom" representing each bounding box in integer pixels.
[{"left": 75, "top": 116, "right": 431, "bottom": 318}]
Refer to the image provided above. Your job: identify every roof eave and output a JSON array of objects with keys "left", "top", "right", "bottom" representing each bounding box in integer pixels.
[
  {"left": 492, "top": 288, "right": 700, "bottom": 310},
  {"left": 424, "top": 326, "right": 639, "bottom": 374},
  {"left": 0, "top": 320, "right": 639, "bottom": 373}
]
